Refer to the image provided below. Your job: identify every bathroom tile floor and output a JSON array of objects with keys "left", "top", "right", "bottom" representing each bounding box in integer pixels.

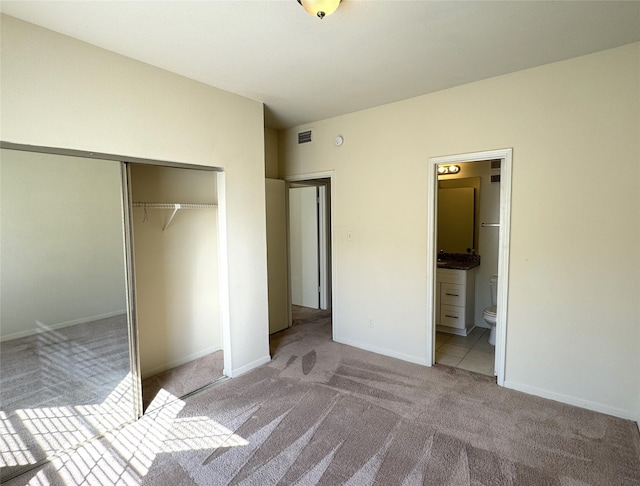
[{"left": 436, "top": 327, "right": 495, "bottom": 377}]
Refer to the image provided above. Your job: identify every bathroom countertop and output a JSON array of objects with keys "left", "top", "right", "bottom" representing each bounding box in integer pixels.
[
  {"left": 436, "top": 252, "right": 480, "bottom": 270},
  {"left": 436, "top": 261, "right": 480, "bottom": 270}
]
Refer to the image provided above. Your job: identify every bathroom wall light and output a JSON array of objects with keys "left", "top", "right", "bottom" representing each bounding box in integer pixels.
[
  {"left": 297, "top": 0, "right": 342, "bottom": 19},
  {"left": 437, "top": 165, "right": 461, "bottom": 175}
]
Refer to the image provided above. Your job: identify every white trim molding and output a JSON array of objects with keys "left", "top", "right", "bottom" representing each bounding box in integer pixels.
[
  {"left": 334, "top": 336, "right": 429, "bottom": 367},
  {"left": 0, "top": 310, "right": 127, "bottom": 342},
  {"left": 142, "top": 345, "right": 223, "bottom": 380},
  {"left": 284, "top": 170, "right": 335, "bottom": 184},
  {"left": 216, "top": 172, "right": 233, "bottom": 381},
  {"left": 427, "top": 148, "right": 513, "bottom": 387},
  {"left": 225, "top": 355, "right": 271, "bottom": 378},
  {"left": 505, "top": 379, "right": 640, "bottom": 423}
]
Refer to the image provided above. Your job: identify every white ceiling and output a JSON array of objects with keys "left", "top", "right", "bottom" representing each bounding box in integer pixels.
[{"left": 1, "top": 1, "right": 639, "bottom": 129}]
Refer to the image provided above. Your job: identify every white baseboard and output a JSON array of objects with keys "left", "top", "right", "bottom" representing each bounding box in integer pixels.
[
  {"left": 1, "top": 310, "right": 127, "bottom": 342},
  {"left": 333, "top": 335, "right": 428, "bottom": 367},
  {"left": 142, "top": 345, "right": 223, "bottom": 379},
  {"left": 225, "top": 354, "right": 271, "bottom": 378},
  {"left": 504, "top": 379, "right": 638, "bottom": 422}
]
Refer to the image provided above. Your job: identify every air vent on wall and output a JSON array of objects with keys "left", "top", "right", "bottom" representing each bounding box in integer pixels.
[{"left": 297, "top": 129, "right": 313, "bottom": 145}]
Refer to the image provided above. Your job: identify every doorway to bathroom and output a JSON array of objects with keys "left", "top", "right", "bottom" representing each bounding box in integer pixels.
[{"left": 427, "top": 149, "right": 512, "bottom": 386}]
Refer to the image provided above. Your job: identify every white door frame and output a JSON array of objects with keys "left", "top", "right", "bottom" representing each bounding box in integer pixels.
[
  {"left": 284, "top": 171, "right": 335, "bottom": 328},
  {"left": 317, "top": 184, "right": 330, "bottom": 310},
  {"left": 216, "top": 171, "right": 233, "bottom": 378},
  {"left": 427, "top": 149, "right": 512, "bottom": 385}
]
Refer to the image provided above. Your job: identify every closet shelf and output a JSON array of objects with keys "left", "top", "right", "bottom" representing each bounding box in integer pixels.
[{"left": 132, "top": 202, "right": 217, "bottom": 231}]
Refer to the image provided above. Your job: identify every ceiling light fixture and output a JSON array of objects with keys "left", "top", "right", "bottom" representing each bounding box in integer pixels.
[
  {"left": 297, "top": 0, "right": 342, "bottom": 19},
  {"left": 437, "top": 165, "right": 461, "bottom": 175}
]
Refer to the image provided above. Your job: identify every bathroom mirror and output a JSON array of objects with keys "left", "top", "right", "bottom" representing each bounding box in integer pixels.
[
  {"left": 0, "top": 148, "right": 137, "bottom": 481},
  {"left": 437, "top": 176, "right": 480, "bottom": 253}
]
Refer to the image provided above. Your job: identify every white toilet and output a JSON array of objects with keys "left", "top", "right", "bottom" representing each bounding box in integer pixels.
[{"left": 482, "top": 275, "right": 498, "bottom": 345}]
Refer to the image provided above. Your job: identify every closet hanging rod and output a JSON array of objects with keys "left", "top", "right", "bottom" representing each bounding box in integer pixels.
[
  {"left": 481, "top": 223, "right": 500, "bottom": 227},
  {"left": 132, "top": 202, "right": 216, "bottom": 209},
  {"left": 132, "top": 202, "right": 217, "bottom": 231}
]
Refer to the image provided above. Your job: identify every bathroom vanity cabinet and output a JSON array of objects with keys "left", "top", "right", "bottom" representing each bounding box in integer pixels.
[{"left": 436, "top": 268, "right": 476, "bottom": 336}]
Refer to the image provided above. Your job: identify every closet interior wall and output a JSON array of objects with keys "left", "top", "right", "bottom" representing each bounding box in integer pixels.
[{"left": 129, "top": 164, "right": 221, "bottom": 379}]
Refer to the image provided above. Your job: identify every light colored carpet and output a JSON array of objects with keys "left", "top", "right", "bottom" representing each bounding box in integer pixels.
[
  {"left": 1, "top": 315, "right": 134, "bottom": 482},
  {"left": 6, "top": 307, "right": 640, "bottom": 485},
  {"left": 1, "top": 315, "right": 130, "bottom": 413},
  {"left": 142, "top": 350, "right": 225, "bottom": 412}
]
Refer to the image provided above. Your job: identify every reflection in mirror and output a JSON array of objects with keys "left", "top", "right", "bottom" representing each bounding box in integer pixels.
[
  {"left": 0, "top": 149, "right": 136, "bottom": 480},
  {"left": 437, "top": 176, "right": 481, "bottom": 254}
]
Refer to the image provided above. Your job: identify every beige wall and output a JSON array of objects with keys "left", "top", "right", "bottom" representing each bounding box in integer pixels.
[
  {"left": 0, "top": 15, "right": 270, "bottom": 376},
  {"left": 265, "top": 128, "right": 279, "bottom": 178},
  {"left": 130, "top": 165, "right": 220, "bottom": 377},
  {"left": 0, "top": 150, "right": 126, "bottom": 340},
  {"left": 265, "top": 178, "right": 289, "bottom": 334},
  {"left": 280, "top": 43, "right": 640, "bottom": 420},
  {"left": 264, "top": 129, "right": 289, "bottom": 333}
]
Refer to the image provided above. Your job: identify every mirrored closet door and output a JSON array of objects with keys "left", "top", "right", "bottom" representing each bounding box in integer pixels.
[{"left": 0, "top": 148, "right": 138, "bottom": 481}]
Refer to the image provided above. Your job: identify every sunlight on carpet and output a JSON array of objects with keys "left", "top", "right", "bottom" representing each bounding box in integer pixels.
[
  {"left": 19, "top": 388, "right": 249, "bottom": 485},
  {"left": 0, "top": 412, "right": 37, "bottom": 467}
]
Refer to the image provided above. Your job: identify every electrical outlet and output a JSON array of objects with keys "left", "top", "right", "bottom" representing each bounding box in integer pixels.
[{"left": 368, "top": 318, "right": 374, "bottom": 328}]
